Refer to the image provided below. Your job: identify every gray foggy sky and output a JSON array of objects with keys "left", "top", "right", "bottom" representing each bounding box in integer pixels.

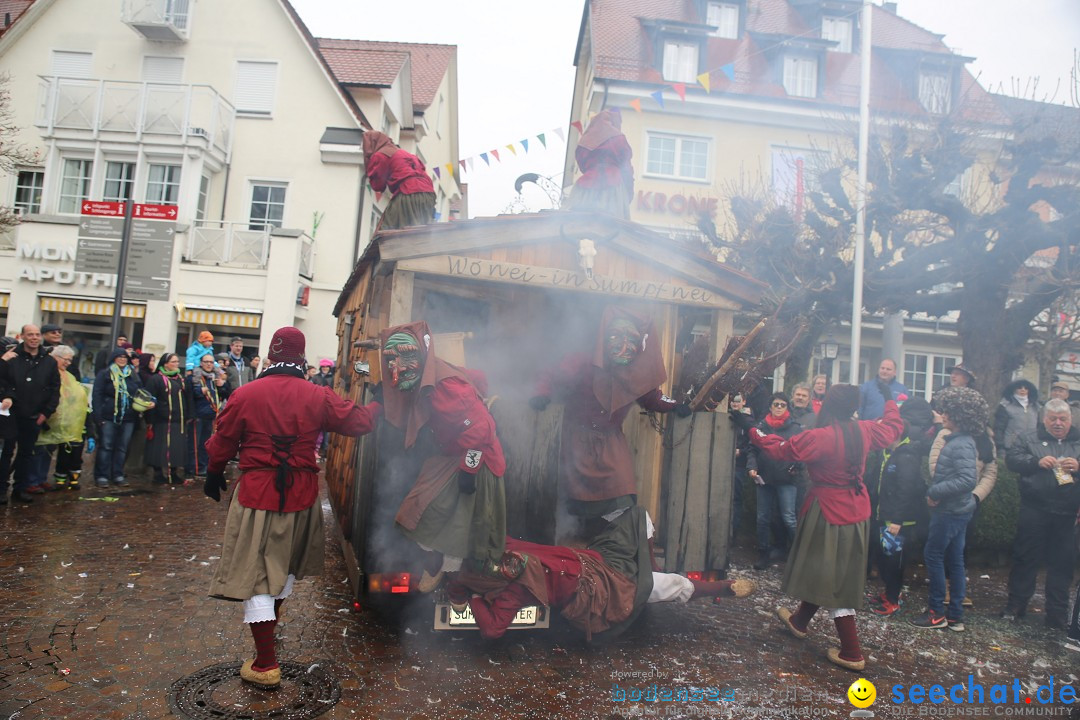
[{"left": 288, "top": 0, "right": 1078, "bottom": 217}]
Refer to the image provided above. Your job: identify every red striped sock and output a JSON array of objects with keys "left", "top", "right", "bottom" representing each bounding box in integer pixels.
[{"left": 249, "top": 620, "right": 278, "bottom": 671}]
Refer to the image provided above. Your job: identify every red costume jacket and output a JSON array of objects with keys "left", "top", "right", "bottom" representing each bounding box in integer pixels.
[
  {"left": 206, "top": 374, "right": 381, "bottom": 512},
  {"left": 467, "top": 538, "right": 603, "bottom": 640},
  {"left": 536, "top": 353, "right": 676, "bottom": 502},
  {"left": 428, "top": 375, "right": 506, "bottom": 476},
  {"left": 752, "top": 401, "right": 903, "bottom": 525},
  {"left": 574, "top": 135, "right": 633, "bottom": 193},
  {"left": 366, "top": 148, "right": 435, "bottom": 196}
]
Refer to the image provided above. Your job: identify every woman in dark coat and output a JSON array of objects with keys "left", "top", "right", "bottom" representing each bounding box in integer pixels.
[
  {"left": 143, "top": 352, "right": 193, "bottom": 485},
  {"left": 746, "top": 391, "right": 806, "bottom": 569},
  {"left": 751, "top": 383, "right": 903, "bottom": 672},
  {"left": 362, "top": 131, "right": 436, "bottom": 230}
]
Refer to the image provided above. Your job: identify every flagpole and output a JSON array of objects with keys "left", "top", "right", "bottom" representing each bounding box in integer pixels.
[{"left": 850, "top": 0, "right": 872, "bottom": 385}]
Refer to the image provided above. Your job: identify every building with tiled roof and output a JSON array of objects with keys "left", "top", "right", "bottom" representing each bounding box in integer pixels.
[
  {"left": 0, "top": 0, "right": 459, "bottom": 369},
  {"left": 564, "top": 0, "right": 1072, "bottom": 395}
]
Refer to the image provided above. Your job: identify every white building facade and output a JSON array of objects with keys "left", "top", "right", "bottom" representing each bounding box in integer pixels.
[{"left": 0, "top": 0, "right": 459, "bottom": 372}]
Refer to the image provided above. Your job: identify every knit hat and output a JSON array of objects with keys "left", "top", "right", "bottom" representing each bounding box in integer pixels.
[
  {"left": 935, "top": 386, "right": 990, "bottom": 435},
  {"left": 267, "top": 326, "right": 306, "bottom": 365},
  {"left": 109, "top": 347, "right": 129, "bottom": 362},
  {"left": 198, "top": 331, "right": 214, "bottom": 343},
  {"left": 821, "top": 384, "right": 860, "bottom": 422}
]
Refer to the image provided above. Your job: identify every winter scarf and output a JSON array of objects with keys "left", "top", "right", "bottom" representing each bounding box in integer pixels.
[{"left": 110, "top": 363, "right": 132, "bottom": 423}]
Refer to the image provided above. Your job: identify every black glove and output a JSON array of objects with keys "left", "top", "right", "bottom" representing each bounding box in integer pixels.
[
  {"left": 370, "top": 382, "right": 383, "bottom": 404},
  {"left": 673, "top": 402, "right": 693, "bottom": 418},
  {"left": 876, "top": 380, "right": 894, "bottom": 402},
  {"left": 457, "top": 469, "right": 476, "bottom": 495},
  {"left": 529, "top": 395, "right": 551, "bottom": 412},
  {"left": 204, "top": 470, "right": 227, "bottom": 502}
]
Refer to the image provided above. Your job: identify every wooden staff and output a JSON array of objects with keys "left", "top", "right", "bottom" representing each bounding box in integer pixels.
[{"left": 689, "top": 317, "right": 768, "bottom": 411}]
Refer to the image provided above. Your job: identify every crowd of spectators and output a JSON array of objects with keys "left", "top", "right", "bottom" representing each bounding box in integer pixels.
[
  {"left": 0, "top": 326, "right": 270, "bottom": 501},
  {"left": 734, "top": 358, "right": 1080, "bottom": 663}
]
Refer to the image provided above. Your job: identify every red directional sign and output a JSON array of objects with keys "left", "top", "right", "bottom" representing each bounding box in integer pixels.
[
  {"left": 134, "top": 203, "right": 178, "bottom": 220},
  {"left": 81, "top": 201, "right": 126, "bottom": 216}
]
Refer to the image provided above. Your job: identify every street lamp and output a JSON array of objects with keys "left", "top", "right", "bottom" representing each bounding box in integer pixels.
[{"left": 821, "top": 333, "right": 839, "bottom": 381}]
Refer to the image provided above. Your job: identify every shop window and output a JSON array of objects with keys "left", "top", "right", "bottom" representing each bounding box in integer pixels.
[
  {"left": 783, "top": 54, "right": 818, "bottom": 98},
  {"left": 58, "top": 158, "right": 93, "bottom": 213},
  {"left": 146, "top": 163, "right": 181, "bottom": 204},
  {"left": 249, "top": 183, "right": 286, "bottom": 230},
  {"left": 645, "top": 132, "right": 709, "bottom": 181},
  {"left": 234, "top": 61, "right": 277, "bottom": 116},
  {"left": 103, "top": 161, "right": 136, "bottom": 202},
  {"left": 706, "top": 2, "right": 739, "bottom": 38},
  {"left": 14, "top": 169, "right": 44, "bottom": 214},
  {"left": 662, "top": 40, "right": 699, "bottom": 83},
  {"left": 821, "top": 16, "right": 852, "bottom": 52}
]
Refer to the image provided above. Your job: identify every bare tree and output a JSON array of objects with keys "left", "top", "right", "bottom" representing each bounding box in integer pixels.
[{"left": 0, "top": 73, "right": 42, "bottom": 237}]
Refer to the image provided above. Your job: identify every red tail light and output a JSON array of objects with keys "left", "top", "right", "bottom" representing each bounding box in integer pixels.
[
  {"left": 368, "top": 572, "right": 411, "bottom": 593},
  {"left": 686, "top": 571, "right": 703, "bottom": 581}
]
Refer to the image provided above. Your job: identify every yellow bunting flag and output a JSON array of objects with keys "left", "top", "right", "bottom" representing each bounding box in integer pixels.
[
  {"left": 506, "top": 143, "right": 517, "bottom": 156},
  {"left": 697, "top": 71, "right": 711, "bottom": 93}
]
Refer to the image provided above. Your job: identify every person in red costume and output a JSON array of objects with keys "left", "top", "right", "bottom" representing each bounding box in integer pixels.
[
  {"left": 446, "top": 507, "right": 754, "bottom": 641},
  {"left": 565, "top": 109, "right": 634, "bottom": 218},
  {"left": 531, "top": 307, "right": 692, "bottom": 523},
  {"left": 751, "top": 382, "right": 902, "bottom": 672},
  {"left": 362, "top": 131, "right": 436, "bottom": 230},
  {"left": 379, "top": 321, "right": 507, "bottom": 593},
  {"left": 203, "top": 327, "right": 382, "bottom": 688}
]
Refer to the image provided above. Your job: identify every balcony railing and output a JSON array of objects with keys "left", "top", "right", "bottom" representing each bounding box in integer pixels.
[
  {"left": 36, "top": 77, "right": 234, "bottom": 160},
  {"left": 186, "top": 221, "right": 270, "bottom": 268},
  {"left": 121, "top": 0, "right": 190, "bottom": 41}
]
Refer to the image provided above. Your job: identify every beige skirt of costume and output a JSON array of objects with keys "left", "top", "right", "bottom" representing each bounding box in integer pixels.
[{"left": 209, "top": 498, "right": 324, "bottom": 601}]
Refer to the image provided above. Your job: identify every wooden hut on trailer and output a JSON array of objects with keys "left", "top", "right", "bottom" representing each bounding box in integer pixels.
[{"left": 325, "top": 210, "right": 765, "bottom": 603}]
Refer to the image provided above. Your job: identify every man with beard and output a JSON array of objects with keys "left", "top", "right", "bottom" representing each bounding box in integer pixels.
[{"left": 379, "top": 321, "right": 507, "bottom": 593}]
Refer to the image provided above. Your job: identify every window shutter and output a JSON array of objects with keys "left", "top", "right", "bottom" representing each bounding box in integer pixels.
[
  {"left": 143, "top": 56, "right": 184, "bottom": 84},
  {"left": 235, "top": 61, "right": 278, "bottom": 115},
  {"left": 50, "top": 51, "right": 93, "bottom": 78}
]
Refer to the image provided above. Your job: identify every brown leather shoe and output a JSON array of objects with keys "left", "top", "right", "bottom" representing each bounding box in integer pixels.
[
  {"left": 776, "top": 607, "right": 808, "bottom": 639},
  {"left": 417, "top": 569, "right": 445, "bottom": 593},
  {"left": 826, "top": 647, "right": 865, "bottom": 672},
  {"left": 240, "top": 659, "right": 281, "bottom": 688}
]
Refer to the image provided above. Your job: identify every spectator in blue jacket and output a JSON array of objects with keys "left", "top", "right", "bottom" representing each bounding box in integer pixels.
[
  {"left": 92, "top": 348, "right": 143, "bottom": 487},
  {"left": 858, "top": 359, "right": 909, "bottom": 420},
  {"left": 910, "top": 386, "right": 988, "bottom": 632},
  {"left": 185, "top": 330, "right": 215, "bottom": 373}
]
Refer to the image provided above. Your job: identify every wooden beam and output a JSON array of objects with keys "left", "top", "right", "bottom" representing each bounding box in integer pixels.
[
  {"left": 387, "top": 270, "right": 415, "bottom": 326},
  {"left": 398, "top": 254, "right": 737, "bottom": 309}
]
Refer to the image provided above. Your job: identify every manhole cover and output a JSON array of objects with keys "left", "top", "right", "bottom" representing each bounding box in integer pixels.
[{"left": 168, "top": 661, "right": 342, "bottom": 719}]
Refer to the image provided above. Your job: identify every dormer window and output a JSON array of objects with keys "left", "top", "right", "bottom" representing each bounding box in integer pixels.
[
  {"left": 783, "top": 54, "right": 818, "bottom": 98},
  {"left": 663, "top": 40, "right": 699, "bottom": 83},
  {"left": 919, "top": 68, "right": 952, "bottom": 114},
  {"left": 821, "top": 15, "right": 852, "bottom": 53},
  {"left": 706, "top": 2, "right": 739, "bottom": 39}
]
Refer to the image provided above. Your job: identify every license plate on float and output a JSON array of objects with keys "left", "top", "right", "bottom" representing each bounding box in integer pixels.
[{"left": 433, "top": 602, "right": 548, "bottom": 630}]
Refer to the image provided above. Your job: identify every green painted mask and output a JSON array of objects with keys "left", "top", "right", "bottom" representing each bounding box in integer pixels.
[
  {"left": 383, "top": 331, "right": 424, "bottom": 391},
  {"left": 606, "top": 317, "right": 641, "bottom": 367}
]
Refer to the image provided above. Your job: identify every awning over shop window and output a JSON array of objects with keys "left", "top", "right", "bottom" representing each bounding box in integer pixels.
[
  {"left": 178, "top": 308, "right": 261, "bottom": 328},
  {"left": 40, "top": 297, "right": 145, "bottom": 318}
]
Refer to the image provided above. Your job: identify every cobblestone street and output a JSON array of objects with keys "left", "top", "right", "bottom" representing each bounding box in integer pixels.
[{"left": 1, "top": 470, "right": 1078, "bottom": 720}]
